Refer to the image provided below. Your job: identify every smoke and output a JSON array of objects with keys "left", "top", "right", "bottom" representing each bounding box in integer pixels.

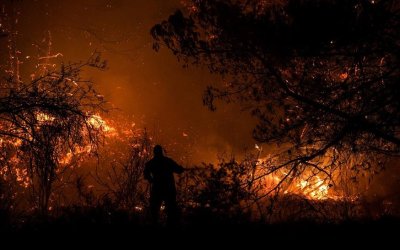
[{"left": 12, "top": 0, "right": 256, "bottom": 164}]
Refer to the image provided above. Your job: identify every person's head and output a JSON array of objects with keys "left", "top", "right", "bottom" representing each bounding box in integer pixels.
[{"left": 153, "top": 145, "right": 163, "bottom": 157}]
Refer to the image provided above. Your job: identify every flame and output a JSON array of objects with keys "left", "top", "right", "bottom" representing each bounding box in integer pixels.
[
  {"left": 88, "top": 114, "right": 115, "bottom": 134},
  {"left": 36, "top": 112, "right": 55, "bottom": 122},
  {"left": 296, "top": 176, "right": 329, "bottom": 200},
  {"left": 58, "top": 115, "right": 118, "bottom": 165},
  {"left": 256, "top": 157, "right": 338, "bottom": 200},
  {"left": 134, "top": 206, "right": 143, "bottom": 212},
  {"left": 59, "top": 145, "right": 93, "bottom": 165},
  {"left": 13, "top": 139, "right": 22, "bottom": 147},
  {"left": 59, "top": 152, "right": 73, "bottom": 165}
]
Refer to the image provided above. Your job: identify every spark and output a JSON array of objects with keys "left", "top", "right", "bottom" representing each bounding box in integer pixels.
[{"left": 38, "top": 53, "right": 63, "bottom": 60}]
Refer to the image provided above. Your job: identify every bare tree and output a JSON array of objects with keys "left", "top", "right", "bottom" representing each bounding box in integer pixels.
[
  {"left": 0, "top": 1, "right": 109, "bottom": 216},
  {"left": 95, "top": 125, "right": 152, "bottom": 210},
  {"left": 0, "top": 52, "right": 107, "bottom": 215}
]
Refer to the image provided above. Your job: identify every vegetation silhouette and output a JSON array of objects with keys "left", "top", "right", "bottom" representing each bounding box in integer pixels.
[
  {"left": 0, "top": 0, "right": 400, "bottom": 235},
  {"left": 151, "top": 0, "right": 400, "bottom": 183}
]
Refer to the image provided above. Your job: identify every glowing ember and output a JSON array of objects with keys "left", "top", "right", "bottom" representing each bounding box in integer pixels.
[
  {"left": 59, "top": 152, "right": 73, "bottom": 165},
  {"left": 15, "top": 168, "right": 30, "bottom": 188},
  {"left": 339, "top": 72, "right": 348, "bottom": 80},
  {"left": 38, "top": 52, "right": 63, "bottom": 60},
  {"left": 134, "top": 206, "right": 143, "bottom": 212}
]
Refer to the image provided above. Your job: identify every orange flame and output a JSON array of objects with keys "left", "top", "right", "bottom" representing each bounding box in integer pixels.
[{"left": 88, "top": 114, "right": 115, "bottom": 134}]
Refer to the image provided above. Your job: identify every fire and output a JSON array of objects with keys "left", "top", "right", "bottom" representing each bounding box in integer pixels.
[
  {"left": 339, "top": 72, "right": 348, "bottom": 80},
  {"left": 12, "top": 139, "right": 22, "bottom": 147},
  {"left": 296, "top": 176, "right": 329, "bottom": 200},
  {"left": 59, "top": 114, "right": 118, "bottom": 165},
  {"left": 277, "top": 170, "right": 333, "bottom": 200},
  {"left": 36, "top": 112, "right": 55, "bottom": 123},
  {"left": 0, "top": 167, "right": 30, "bottom": 189},
  {"left": 37, "top": 112, "right": 117, "bottom": 139},
  {"left": 88, "top": 114, "right": 115, "bottom": 134},
  {"left": 256, "top": 157, "right": 338, "bottom": 200},
  {"left": 59, "top": 145, "right": 93, "bottom": 165}
]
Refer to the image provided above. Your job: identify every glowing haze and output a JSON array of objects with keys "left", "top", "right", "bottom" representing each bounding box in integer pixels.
[
  {"left": 3, "top": 0, "right": 400, "bottom": 205},
  {"left": 13, "top": 0, "right": 257, "bottom": 164}
]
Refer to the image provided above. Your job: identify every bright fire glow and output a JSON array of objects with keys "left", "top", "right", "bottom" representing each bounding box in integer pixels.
[
  {"left": 88, "top": 114, "right": 115, "bottom": 133},
  {"left": 339, "top": 72, "right": 348, "bottom": 80},
  {"left": 15, "top": 168, "right": 30, "bottom": 188},
  {"left": 36, "top": 112, "right": 55, "bottom": 122},
  {"left": 256, "top": 157, "right": 337, "bottom": 200},
  {"left": 59, "top": 145, "right": 93, "bottom": 165},
  {"left": 297, "top": 176, "right": 329, "bottom": 200}
]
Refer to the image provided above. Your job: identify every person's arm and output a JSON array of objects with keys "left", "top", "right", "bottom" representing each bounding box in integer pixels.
[
  {"left": 169, "top": 158, "right": 184, "bottom": 174},
  {"left": 143, "top": 163, "right": 153, "bottom": 182}
]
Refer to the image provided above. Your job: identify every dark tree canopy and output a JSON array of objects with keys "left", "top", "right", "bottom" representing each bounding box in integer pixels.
[{"left": 152, "top": 0, "right": 400, "bottom": 175}]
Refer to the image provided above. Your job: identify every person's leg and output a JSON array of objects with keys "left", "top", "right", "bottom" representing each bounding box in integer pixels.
[
  {"left": 165, "top": 194, "right": 179, "bottom": 227},
  {"left": 150, "top": 192, "right": 162, "bottom": 225}
]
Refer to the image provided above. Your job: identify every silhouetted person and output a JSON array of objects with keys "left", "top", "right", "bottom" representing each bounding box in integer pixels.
[{"left": 144, "top": 145, "right": 184, "bottom": 226}]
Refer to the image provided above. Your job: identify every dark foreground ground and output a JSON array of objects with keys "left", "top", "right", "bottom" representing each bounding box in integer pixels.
[{"left": 2, "top": 217, "right": 399, "bottom": 248}]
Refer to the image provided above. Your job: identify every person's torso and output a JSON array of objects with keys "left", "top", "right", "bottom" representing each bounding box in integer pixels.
[{"left": 148, "top": 157, "right": 176, "bottom": 191}]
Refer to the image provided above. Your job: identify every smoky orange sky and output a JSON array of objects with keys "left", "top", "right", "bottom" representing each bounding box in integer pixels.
[{"left": 13, "top": 0, "right": 257, "bottom": 164}]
